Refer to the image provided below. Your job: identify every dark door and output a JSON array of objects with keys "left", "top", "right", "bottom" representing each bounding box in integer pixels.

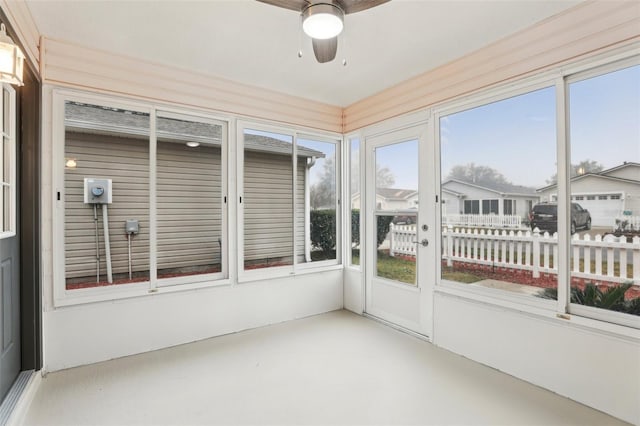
[{"left": 0, "top": 83, "right": 20, "bottom": 401}]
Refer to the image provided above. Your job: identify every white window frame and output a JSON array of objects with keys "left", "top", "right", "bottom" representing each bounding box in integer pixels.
[
  {"left": 51, "top": 89, "right": 232, "bottom": 306},
  {"left": 432, "top": 44, "right": 640, "bottom": 334},
  {"left": 0, "top": 84, "right": 16, "bottom": 239},
  {"left": 237, "top": 120, "right": 342, "bottom": 283},
  {"left": 296, "top": 133, "right": 342, "bottom": 271},
  {"left": 153, "top": 109, "right": 229, "bottom": 289},
  {"left": 434, "top": 74, "right": 560, "bottom": 314},
  {"left": 345, "top": 133, "right": 362, "bottom": 270},
  {"left": 564, "top": 55, "right": 640, "bottom": 329}
]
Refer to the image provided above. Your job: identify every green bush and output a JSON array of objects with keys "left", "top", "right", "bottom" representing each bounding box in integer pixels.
[
  {"left": 311, "top": 209, "right": 394, "bottom": 253},
  {"left": 351, "top": 209, "right": 360, "bottom": 246},
  {"left": 310, "top": 209, "right": 336, "bottom": 253},
  {"left": 351, "top": 209, "right": 392, "bottom": 248},
  {"left": 377, "top": 215, "right": 394, "bottom": 248},
  {"left": 538, "top": 282, "right": 639, "bottom": 316}
]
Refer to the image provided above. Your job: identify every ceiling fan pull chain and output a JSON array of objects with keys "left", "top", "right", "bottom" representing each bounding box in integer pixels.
[{"left": 341, "top": 27, "right": 347, "bottom": 66}]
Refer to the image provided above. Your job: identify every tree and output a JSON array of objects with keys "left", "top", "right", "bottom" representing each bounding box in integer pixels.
[
  {"left": 376, "top": 164, "right": 395, "bottom": 188},
  {"left": 447, "top": 163, "right": 511, "bottom": 187},
  {"left": 312, "top": 152, "right": 397, "bottom": 210},
  {"left": 349, "top": 149, "right": 396, "bottom": 193},
  {"left": 310, "top": 157, "right": 336, "bottom": 209},
  {"left": 546, "top": 159, "right": 604, "bottom": 185}
]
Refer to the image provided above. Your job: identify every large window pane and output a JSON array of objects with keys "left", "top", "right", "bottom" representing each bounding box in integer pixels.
[
  {"left": 568, "top": 64, "right": 640, "bottom": 318},
  {"left": 298, "top": 137, "right": 338, "bottom": 263},
  {"left": 440, "top": 87, "right": 557, "bottom": 296},
  {"left": 375, "top": 140, "right": 418, "bottom": 285},
  {"left": 350, "top": 138, "right": 360, "bottom": 266},
  {"left": 243, "top": 129, "right": 295, "bottom": 270},
  {"left": 156, "top": 114, "right": 224, "bottom": 282},
  {"left": 64, "top": 101, "right": 150, "bottom": 289}
]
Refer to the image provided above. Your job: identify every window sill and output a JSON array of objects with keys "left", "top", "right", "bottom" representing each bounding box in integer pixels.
[
  {"left": 53, "top": 278, "right": 232, "bottom": 308},
  {"left": 237, "top": 263, "right": 343, "bottom": 285},
  {"left": 0, "top": 231, "right": 16, "bottom": 240}
]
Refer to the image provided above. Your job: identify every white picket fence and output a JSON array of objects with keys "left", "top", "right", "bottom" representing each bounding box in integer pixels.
[
  {"left": 388, "top": 224, "right": 640, "bottom": 284},
  {"left": 442, "top": 214, "right": 524, "bottom": 229},
  {"left": 389, "top": 224, "right": 418, "bottom": 257}
]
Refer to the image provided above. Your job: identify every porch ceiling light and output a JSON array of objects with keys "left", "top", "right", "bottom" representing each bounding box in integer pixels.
[
  {"left": 302, "top": 3, "right": 344, "bottom": 40},
  {"left": 0, "top": 23, "right": 24, "bottom": 86},
  {"left": 186, "top": 141, "right": 200, "bottom": 148}
]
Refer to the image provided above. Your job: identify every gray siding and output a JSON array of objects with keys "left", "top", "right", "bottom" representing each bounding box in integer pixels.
[
  {"left": 244, "top": 150, "right": 305, "bottom": 266},
  {"left": 157, "top": 141, "right": 222, "bottom": 274},
  {"left": 65, "top": 131, "right": 308, "bottom": 283},
  {"left": 64, "top": 132, "right": 150, "bottom": 282}
]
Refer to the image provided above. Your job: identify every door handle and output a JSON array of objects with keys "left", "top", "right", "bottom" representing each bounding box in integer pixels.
[{"left": 413, "top": 239, "right": 429, "bottom": 247}]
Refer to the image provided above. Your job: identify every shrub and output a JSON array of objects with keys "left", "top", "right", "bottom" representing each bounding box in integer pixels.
[
  {"left": 538, "top": 282, "right": 639, "bottom": 316},
  {"left": 351, "top": 209, "right": 393, "bottom": 248},
  {"left": 377, "top": 215, "right": 394, "bottom": 248},
  {"left": 352, "top": 209, "right": 360, "bottom": 246},
  {"left": 311, "top": 209, "right": 395, "bottom": 253},
  {"left": 310, "top": 209, "right": 336, "bottom": 253}
]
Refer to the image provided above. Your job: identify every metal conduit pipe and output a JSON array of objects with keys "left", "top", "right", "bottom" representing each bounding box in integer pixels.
[
  {"left": 102, "top": 204, "right": 113, "bottom": 283},
  {"left": 94, "top": 204, "right": 100, "bottom": 283}
]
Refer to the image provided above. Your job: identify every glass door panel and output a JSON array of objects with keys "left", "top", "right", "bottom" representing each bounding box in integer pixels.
[{"left": 366, "top": 128, "right": 431, "bottom": 336}]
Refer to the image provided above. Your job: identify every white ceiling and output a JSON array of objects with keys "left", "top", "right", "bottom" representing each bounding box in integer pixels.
[{"left": 26, "top": 0, "right": 583, "bottom": 107}]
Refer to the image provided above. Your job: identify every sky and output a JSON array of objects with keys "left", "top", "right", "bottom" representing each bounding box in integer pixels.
[
  {"left": 441, "top": 64, "right": 639, "bottom": 188},
  {"left": 248, "top": 65, "right": 639, "bottom": 192}
]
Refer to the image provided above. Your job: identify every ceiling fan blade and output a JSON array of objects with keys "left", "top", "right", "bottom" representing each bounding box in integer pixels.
[
  {"left": 340, "top": 0, "right": 391, "bottom": 14},
  {"left": 312, "top": 37, "right": 338, "bottom": 63},
  {"left": 255, "top": 0, "right": 309, "bottom": 13}
]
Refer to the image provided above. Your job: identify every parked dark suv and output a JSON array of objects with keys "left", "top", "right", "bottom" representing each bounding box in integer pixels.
[{"left": 529, "top": 202, "right": 591, "bottom": 234}]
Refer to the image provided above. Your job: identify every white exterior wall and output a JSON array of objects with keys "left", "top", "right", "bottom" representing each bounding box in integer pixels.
[
  {"left": 433, "top": 293, "right": 640, "bottom": 425},
  {"left": 44, "top": 271, "right": 342, "bottom": 371},
  {"left": 605, "top": 164, "right": 640, "bottom": 181},
  {"left": 442, "top": 192, "right": 462, "bottom": 215},
  {"left": 538, "top": 175, "right": 640, "bottom": 226},
  {"left": 442, "top": 182, "right": 537, "bottom": 217}
]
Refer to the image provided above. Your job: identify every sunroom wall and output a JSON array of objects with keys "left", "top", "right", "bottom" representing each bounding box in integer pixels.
[
  {"left": 39, "top": 34, "right": 345, "bottom": 371},
  {"left": 2, "top": 0, "right": 636, "bottom": 423}
]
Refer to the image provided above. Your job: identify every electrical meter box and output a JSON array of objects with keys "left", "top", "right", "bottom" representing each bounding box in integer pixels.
[
  {"left": 125, "top": 219, "right": 139, "bottom": 235},
  {"left": 84, "top": 178, "right": 112, "bottom": 204}
]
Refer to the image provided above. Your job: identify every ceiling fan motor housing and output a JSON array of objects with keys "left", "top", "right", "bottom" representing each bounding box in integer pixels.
[{"left": 301, "top": 3, "right": 345, "bottom": 40}]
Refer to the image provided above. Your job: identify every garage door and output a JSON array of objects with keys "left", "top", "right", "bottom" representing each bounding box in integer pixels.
[{"left": 572, "top": 194, "right": 623, "bottom": 228}]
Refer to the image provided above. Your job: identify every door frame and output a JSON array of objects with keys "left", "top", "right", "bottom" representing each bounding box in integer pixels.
[
  {"left": 0, "top": 8, "right": 43, "bottom": 374},
  {"left": 362, "top": 115, "right": 436, "bottom": 338}
]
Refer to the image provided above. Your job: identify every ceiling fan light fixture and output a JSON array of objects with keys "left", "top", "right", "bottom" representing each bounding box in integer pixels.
[{"left": 302, "top": 3, "right": 344, "bottom": 40}]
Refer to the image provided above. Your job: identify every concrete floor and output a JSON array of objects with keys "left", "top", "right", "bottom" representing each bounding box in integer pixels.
[{"left": 23, "top": 310, "right": 628, "bottom": 425}]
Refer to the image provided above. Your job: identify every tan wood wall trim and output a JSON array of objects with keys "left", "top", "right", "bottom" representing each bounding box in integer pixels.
[
  {"left": 343, "top": 1, "right": 640, "bottom": 133},
  {"left": 40, "top": 37, "right": 343, "bottom": 134},
  {"left": 0, "top": 0, "right": 40, "bottom": 69}
]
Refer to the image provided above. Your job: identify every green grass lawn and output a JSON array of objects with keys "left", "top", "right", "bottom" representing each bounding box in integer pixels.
[
  {"left": 376, "top": 251, "right": 416, "bottom": 285},
  {"left": 352, "top": 250, "right": 482, "bottom": 285}
]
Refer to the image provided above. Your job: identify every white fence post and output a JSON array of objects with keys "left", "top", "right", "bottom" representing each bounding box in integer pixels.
[
  {"left": 633, "top": 236, "right": 640, "bottom": 282},
  {"left": 389, "top": 223, "right": 395, "bottom": 257},
  {"left": 532, "top": 227, "right": 540, "bottom": 278},
  {"left": 447, "top": 225, "right": 453, "bottom": 267}
]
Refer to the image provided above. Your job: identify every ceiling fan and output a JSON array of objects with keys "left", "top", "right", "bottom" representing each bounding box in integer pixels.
[{"left": 257, "top": 0, "right": 390, "bottom": 63}]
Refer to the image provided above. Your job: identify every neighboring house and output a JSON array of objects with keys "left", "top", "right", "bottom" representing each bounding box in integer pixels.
[
  {"left": 351, "top": 188, "right": 418, "bottom": 211},
  {"left": 536, "top": 162, "right": 640, "bottom": 228},
  {"left": 64, "top": 102, "right": 323, "bottom": 283},
  {"left": 441, "top": 179, "right": 539, "bottom": 218}
]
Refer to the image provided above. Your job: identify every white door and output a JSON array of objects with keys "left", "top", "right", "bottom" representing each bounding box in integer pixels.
[{"left": 364, "top": 125, "right": 434, "bottom": 336}]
